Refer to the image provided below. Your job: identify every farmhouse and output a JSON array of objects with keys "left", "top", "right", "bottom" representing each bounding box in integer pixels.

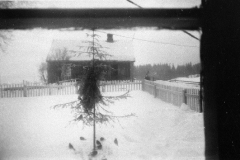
[{"left": 46, "top": 34, "right": 135, "bottom": 83}]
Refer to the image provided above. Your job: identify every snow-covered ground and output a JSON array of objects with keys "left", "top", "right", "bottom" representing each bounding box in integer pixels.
[
  {"left": 155, "top": 77, "right": 200, "bottom": 89},
  {"left": 0, "top": 91, "right": 204, "bottom": 160},
  {"left": 171, "top": 77, "right": 200, "bottom": 83}
]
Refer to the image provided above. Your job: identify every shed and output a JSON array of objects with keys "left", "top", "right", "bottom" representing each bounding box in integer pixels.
[{"left": 46, "top": 34, "right": 135, "bottom": 83}]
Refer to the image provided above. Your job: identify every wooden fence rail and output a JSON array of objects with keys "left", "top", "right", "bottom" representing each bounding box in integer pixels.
[
  {"left": 0, "top": 80, "right": 142, "bottom": 98},
  {"left": 142, "top": 80, "right": 203, "bottom": 113},
  {"left": 100, "top": 80, "right": 142, "bottom": 92}
]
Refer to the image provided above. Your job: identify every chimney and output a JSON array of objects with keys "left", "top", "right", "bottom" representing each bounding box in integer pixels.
[{"left": 107, "top": 34, "right": 114, "bottom": 42}]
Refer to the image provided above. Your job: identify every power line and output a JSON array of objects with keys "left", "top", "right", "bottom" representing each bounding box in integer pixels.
[
  {"left": 125, "top": 0, "right": 199, "bottom": 47},
  {"left": 126, "top": 0, "right": 143, "bottom": 8},
  {"left": 96, "top": 30, "right": 199, "bottom": 48},
  {"left": 182, "top": 30, "right": 200, "bottom": 41}
]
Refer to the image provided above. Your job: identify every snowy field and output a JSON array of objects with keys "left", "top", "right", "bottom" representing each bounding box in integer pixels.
[{"left": 0, "top": 90, "right": 204, "bottom": 160}]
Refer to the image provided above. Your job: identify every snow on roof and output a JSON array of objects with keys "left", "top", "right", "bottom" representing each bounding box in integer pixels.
[{"left": 47, "top": 39, "right": 135, "bottom": 62}]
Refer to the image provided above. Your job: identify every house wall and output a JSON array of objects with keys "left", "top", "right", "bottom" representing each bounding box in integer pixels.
[
  {"left": 47, "top": 62, "right": 61, "bottom": 83},
  {"left": 130, "top": 62, "right": 134, "bottom": 81},
  {"left": 71, "top": 61, "right": 90, "bottom": 80},
  {"left": 117, "top": 62, "right": 130, "bottom": 80},
  {"left": 47, "top": 61, "right": 134, "bottom": 83}
]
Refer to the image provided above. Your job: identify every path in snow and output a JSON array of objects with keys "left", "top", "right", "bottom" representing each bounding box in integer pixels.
[{"left": 0, "top": 91, "right": 204, "bottom": 160}]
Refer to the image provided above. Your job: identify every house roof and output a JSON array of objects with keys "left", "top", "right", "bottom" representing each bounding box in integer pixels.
[{"left": 46, "top": 39, "right": 135, "bottom": 62}]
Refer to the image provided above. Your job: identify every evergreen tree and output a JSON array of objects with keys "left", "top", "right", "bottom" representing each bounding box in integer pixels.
[{"left": 53, "top": 30, "right": 134, "bottom": 157}]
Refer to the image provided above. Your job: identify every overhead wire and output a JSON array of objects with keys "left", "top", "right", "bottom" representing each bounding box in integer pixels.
[
  {"left": 125, "top": 0, "right": 200, "bottom": 44},
  {"left": 182, "top": 30, "right": 200, "bottom": 41},
  {"left": 95, "top": 30, "right": 199, "bottom": 48},
  {"left": 126, "top": 0, "right": 143, "bottom": 8}
]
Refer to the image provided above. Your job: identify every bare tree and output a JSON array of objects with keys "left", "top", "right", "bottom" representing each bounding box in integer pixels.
[
  {"left": 0, "top": 31, "right": 12, "bottom": 57},
  {"left": 38, "top": 62, "right": 48, "bottom": 83},
  {"left": 39, "top": 47, "right": 71, "bottom": 83},
  {"left": 0, "top": 1, "right": 14, "bottom": 8},
  {"left": 0, "top": 2, "right": 14, "bottom": 57},
  {"left": 48, "top": 48, "right": 70, "bottom": 61}
]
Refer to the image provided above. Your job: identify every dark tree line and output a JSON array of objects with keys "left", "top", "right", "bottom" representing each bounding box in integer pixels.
[{"left": 134, "top": 62, "right": 201, "bottom": 80}]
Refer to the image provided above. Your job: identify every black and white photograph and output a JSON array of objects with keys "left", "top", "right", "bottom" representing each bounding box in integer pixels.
[{"left": 1, "top": 0, "right": 239, "bottom": 160}]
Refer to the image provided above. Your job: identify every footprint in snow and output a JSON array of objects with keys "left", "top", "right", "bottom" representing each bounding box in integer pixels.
[{"left": 100, "top": 137, "right": 105, "bottom": 141}]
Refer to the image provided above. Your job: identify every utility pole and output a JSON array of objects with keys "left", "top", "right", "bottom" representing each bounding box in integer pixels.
[{"left": 92, "top": 28, "right": 96, "bottom": 153}]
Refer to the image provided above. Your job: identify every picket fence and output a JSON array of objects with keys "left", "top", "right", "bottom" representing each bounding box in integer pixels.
[
  {"left": 0, "top": 79, "right": 203, "bottom": 112},
  {"left": 142, "top": 80, "right": 203, "bottom": 113},
  {"left": 0, "top": 80, "right": 142, "bottom": 98}
]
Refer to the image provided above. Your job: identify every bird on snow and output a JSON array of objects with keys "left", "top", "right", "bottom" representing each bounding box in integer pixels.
[
  {"left": 96, "top": 140, "right": 101, "bottom": 145},
  {"left": 68, "top": 143, "right": 75, "bottom": 151},
  {"left": 80, "top": 136, "right": 86, "bottom": 140},
  {"left": 100, "top": 137, "right": 105, "bottom": 141},
  {"left": 77, "top": 115, "right": 83, "bottom": 120},
  {"left": 97, "top": 144, "right": 102, "bottom": 150},
  {"left": 96, "top": 140, "right": 102, "bottom": 150},
  {"left": 114, "top": 138, "right": 118, "bottom": 146},
  {"left": 91, "top": 150, "right": 98, "bottom": 157}
]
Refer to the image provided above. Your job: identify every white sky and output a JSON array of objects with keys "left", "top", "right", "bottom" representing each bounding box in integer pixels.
[
  {"left": 0, "top": 0, "right": 201, "bottom": 83},
  {"left": 0, "top": 29, "right": 200, "bottom": 83}
]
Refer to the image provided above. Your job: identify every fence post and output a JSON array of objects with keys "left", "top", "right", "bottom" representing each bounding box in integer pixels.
[
  {"left": 75, "top": 83, "right": 78, "bottom": 94},
  {"left": 199, "top": 90, "right": 203, "bottom": 113},
  {"left": 142, "top": 79, "right": 145, "bottom": 91},
  {"left": 23, "top": 81, "right": 27, "bottom": 97},
  {"left": 48, "top": 84, "right": 52, "bottom": 95},
  {"left": 49, "top": 87, "right": 52, "bottom": 95},
  {"left": 182, "top": 89, "right": 187, "bottom": 104},
  {"left": 0, "top": 84, "right": 2, "bottom": 98},
  {"left": 154, "top": 84, "right": 157, "bottom": 98},
  {"left": 102, "top": 84, "right": 105, "bottom": 92}
]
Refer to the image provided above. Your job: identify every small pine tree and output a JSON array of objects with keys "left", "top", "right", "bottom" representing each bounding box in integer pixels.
[{"left": 53, "top": 29, "right": 134, "bottom": 156}]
